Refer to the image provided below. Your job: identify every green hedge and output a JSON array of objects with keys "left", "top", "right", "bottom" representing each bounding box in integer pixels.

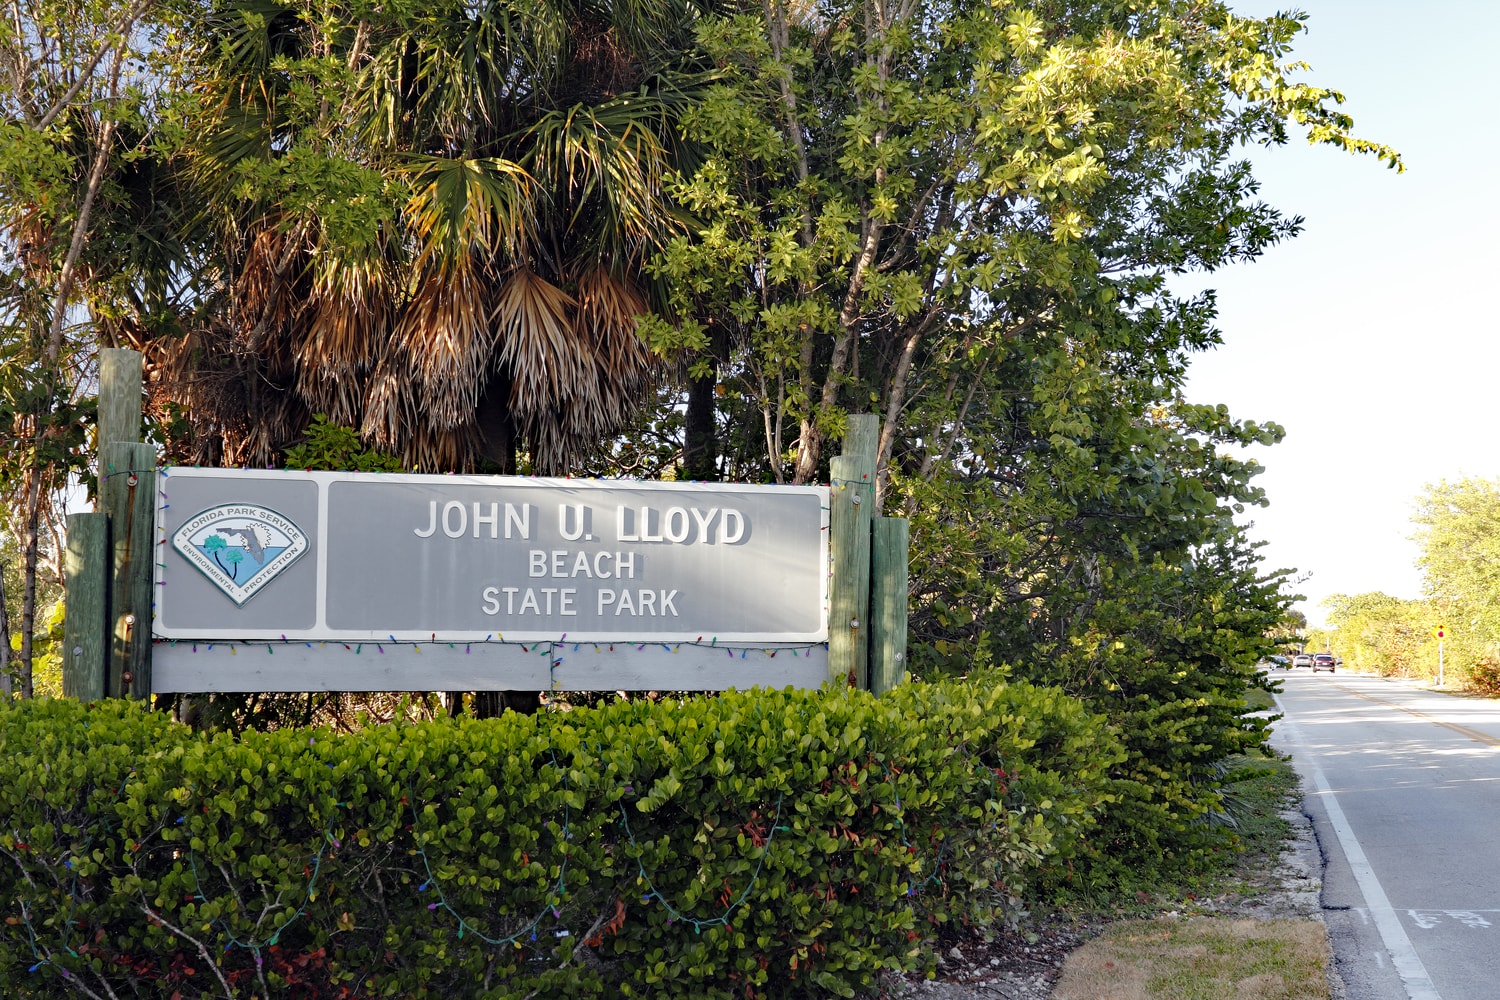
[{"left": 0, "top": 675, "right": 1117, "bottom": 998}]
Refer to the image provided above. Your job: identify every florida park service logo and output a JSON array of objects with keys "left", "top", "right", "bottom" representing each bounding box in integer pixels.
[{"left": 172, "top": 505, "right": 309, "bottom": 606}]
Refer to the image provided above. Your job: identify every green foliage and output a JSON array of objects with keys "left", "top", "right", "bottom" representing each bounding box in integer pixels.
[
  {"left": 1321, "top": 592, "right": 1431, "bottom": 676},
  {"left": 894, "top": 312, "right": 1295, "bottom": 876},
  {"left": 608, "top": 0, "right": 1347, "bottom": 898},
  {"left": 1408, "top": 477, "right": 1500, "bottom": 686},
  {"left": 1, "top": 528, "right": 66, "bottom": 699},
  {"left": 283, "top": 415, "right": 404, "bottom": 473},
  {"left": 1048, "top": 751, "right": 1299, "bottom": 911},
  {"left": 22, "top": 600, "right": 64, "bottom": 697},
  {"left": 1318, "top": 479, "right": 1500, "bottom": 689},
  {"left": 0, "top": 680, "right": 1118, "bottom": 997},
  {"left": 1019, "top": 531, "right": 1287, "bottom": 887},
  {"left": 637, "top": 0, "right": 1395, "bottom": 486},
  {"left": 135, "top": 0, "right": 721, "bottom": 472},
  {"left": 908, "top": 501, "right": 1291, "bottom": 887}
]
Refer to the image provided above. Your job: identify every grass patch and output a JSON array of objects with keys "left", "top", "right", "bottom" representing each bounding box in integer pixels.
[
  {"left": 1243, "top": 685, "right": 1277, "bottom": 712},
  {"left": 1052, "top": 916, "right": 1329, "bottom": 1000},
  {"left": 1040, "top": 754, "right": 1320, "bottom": 998},
  {"left": 1215, "top": 751, "right": 1297, "bottom": 863}
]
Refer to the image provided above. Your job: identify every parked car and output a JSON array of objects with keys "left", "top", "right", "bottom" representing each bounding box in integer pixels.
[
  {"left": 1266, "top": 655, "right": 1290, "bottom": 669},
  {"left": 1292, "top": 653, "right": 1314, "bottom": 669},
  {"left": 1312, "top": 653, "right": 1337, "bottom": 673}
]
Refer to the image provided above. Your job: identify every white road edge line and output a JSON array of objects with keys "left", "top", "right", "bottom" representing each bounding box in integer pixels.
[{"left": 1275, "top": 694, "right": 1443, "bottom": 1000}]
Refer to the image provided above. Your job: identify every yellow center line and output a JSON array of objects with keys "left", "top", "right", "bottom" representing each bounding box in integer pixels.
[{"left": 1332, "top": 682, "right": 1500, "bottom": 748}]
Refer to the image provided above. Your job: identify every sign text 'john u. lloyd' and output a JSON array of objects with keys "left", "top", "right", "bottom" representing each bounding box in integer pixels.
[{"left": 155, "top": 469, "right": 829, "bottom": 642}]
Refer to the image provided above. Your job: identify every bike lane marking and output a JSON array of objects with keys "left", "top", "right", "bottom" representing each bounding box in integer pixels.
[{"left": 1277, "top": 694, "right": 1443, "bottom": 1000}]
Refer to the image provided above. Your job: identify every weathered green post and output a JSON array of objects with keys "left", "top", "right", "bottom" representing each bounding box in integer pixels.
[
  {"left": 98, "top": 348, "right": 143, "bottom": 455},
  {"left": 63, "top": 347, "right": 155, "bottom": 700},
  {"left": 826, "top": 415, "right": 879, "bottom": 688},
  {"left": 103, "top": 440, "right": 156, "bottom": 698},
  {"left": 62, "top": 513, "right": 109, "bottom": 699},
  {"left": 827, "top": 453, "right": 873, "bottom": 688},
  {"left": 841, "top": 414, "right": 880, "bottom": 469},
  {"left": 830, "top": 412, "right": 909, "bottom": 695},
  {"left": 869, "top": 516, "right": 909, "bottom": 694}
]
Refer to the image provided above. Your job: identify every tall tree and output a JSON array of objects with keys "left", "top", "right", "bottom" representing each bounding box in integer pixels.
[
  {"left": 1410, "top": 477, "right": 1500, "bottom": 680},
  {"left": 0, "top": 0, "right": 167, "bottom": 694},
  {"left": 1323, "top": 591, "right": 1433, "bottom": 677},
  {"left": 631, "top": 0, "right": 1395, "bottom": 864},
  {"left": 147, "top": 0, "right": 725, "bottom": 473},
  {"left": 645, "top": 0, "right": 1398, "bottom": 496}
]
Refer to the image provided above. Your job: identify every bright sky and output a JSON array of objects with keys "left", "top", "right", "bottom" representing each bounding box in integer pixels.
[{"left": 1179, "top": 0, "right": 1500, "bottom": 627}]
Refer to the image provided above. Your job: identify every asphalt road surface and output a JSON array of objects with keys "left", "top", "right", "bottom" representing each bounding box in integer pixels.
[{"left": 1271, "top": 671, "right": 1500, "bottom": 1000}]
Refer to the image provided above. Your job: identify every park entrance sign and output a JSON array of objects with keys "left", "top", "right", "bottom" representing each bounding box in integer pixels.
[
  {"left": 157, "top": 468, "right": 828, "bottom": 642},
  {"left": 64, "top": 352, "right": 904, "bottom": 700},
  {"left": 151, "top": 469, "right": 831, "bottom": 692}
]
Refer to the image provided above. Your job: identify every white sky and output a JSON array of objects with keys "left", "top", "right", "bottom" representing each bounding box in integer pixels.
[{"left": 1178, "top": 0, "right": 1500, "bottom": 627}]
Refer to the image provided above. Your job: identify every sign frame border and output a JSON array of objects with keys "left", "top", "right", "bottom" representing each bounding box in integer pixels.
[{"left": 154, "top": 468, "right": 831, "bottom": 644}]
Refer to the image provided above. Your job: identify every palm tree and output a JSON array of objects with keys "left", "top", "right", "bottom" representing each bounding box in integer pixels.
[{"left": 154, "top": 0, "right": 719, "bottom": 472}]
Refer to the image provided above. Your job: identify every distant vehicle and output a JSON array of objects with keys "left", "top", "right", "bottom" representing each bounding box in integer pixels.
[
  {"left": 1267, "top": 655, "right": 1290, "bottom": 669},
  {"left": 1312, "top": 653, "right": 1337, "bottom": 673},
  {"left": 1292, "top": 653, "right": 1314, "bottom": 669}
]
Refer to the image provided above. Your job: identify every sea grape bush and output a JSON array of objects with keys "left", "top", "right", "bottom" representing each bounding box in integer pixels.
[{"left": 1, "top": 677, "right": 1115, "bottom": 998}]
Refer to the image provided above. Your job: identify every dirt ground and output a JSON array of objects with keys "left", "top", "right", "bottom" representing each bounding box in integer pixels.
[{"left": 875, "top": 804, "right": 1336, "bottom": 1000}]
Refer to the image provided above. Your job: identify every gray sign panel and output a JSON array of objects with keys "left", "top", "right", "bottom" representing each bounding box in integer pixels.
[{"left": 155, "top": 469, "right": 829, "bottom": 642}]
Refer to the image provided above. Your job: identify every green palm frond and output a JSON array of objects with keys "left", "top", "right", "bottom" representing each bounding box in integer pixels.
[
  {"left": 357, "top": 0, "right": 571, "bottom": 145},
  {"left": 401, "top": 154, "right": 535, "bottom": 272},
  {"left": 523, "top": 96, "right": 679, "bottom": 261}
]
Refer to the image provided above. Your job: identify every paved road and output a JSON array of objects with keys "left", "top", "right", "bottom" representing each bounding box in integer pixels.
[{"left": 1271, "top": 671, "right": 1500, "bottom": 1000}]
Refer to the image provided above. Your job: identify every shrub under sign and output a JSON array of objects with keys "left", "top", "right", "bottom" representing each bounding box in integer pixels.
[{"left": 152, "top": 469, "right": 831, "bottom": 692}]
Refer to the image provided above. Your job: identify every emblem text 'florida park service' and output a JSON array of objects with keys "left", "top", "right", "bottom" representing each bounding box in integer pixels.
[{"left": 171, "top": 504, "right": 309, "bottom": 606}]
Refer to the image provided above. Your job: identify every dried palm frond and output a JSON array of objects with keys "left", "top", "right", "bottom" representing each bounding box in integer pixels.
[
  {"left": 360, "top": 354, "right": 408, "bottom": 456},
  {"left": 234, "top": 224, "right": 310, "bottom": 371},
  {"left": 494, "top": 267, "right": 586, "bottom": 420},
  {"left": 150, "top": 0, "right": 710, "bottom": 475},
  {"left": 571, "top": 264, "right": 656, "bottom": 425},
  {"left": 399, "top": 421, "right": 477, "bottom": 473},
  {"left": 232, "top": 390, "right": 308, "bottom": 468},
  {"left": 392, "top": 262, "right": 497, "bottom": 431},
  {"left": 296, "top": 251, "right": 391, "bottom": 425},
  {"left": 520, "top": 267, "right": 658, "bottom": 471}
]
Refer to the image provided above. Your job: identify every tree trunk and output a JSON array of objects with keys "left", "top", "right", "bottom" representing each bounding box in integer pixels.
[
  {"left": 15, "top": 48, "right": 127, "bottom": 697},
  {"left": 875, "top": 326, "right": 923, "bottom": 511},
  {"left": 18, "top": 462, "right": 42, "bottom": 699},
  {"left": 0, "top": 561, "right": 12, "bottom": 698},
  {"left": 763, "top": 0, "right": 820, "bottom": 486},
  {"left": 476, "top": 371, "right": 518, "bottom": 474},
  {"left": 472, "top": 690, "right": 540, "bottom": 718},
  {"left": 683, "top": 322, "right": 723, "bottom": 482},
  {"left": 682, "top": 370, "right": 718, "bottom": 480}
]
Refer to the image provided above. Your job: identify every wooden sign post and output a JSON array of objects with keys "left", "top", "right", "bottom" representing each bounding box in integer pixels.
[
  {"left": 63, "top": 348, "right": 155, "bottom": 700},
  {"left": 828, "top": 414, "right": 910, "bottom": 693}
]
